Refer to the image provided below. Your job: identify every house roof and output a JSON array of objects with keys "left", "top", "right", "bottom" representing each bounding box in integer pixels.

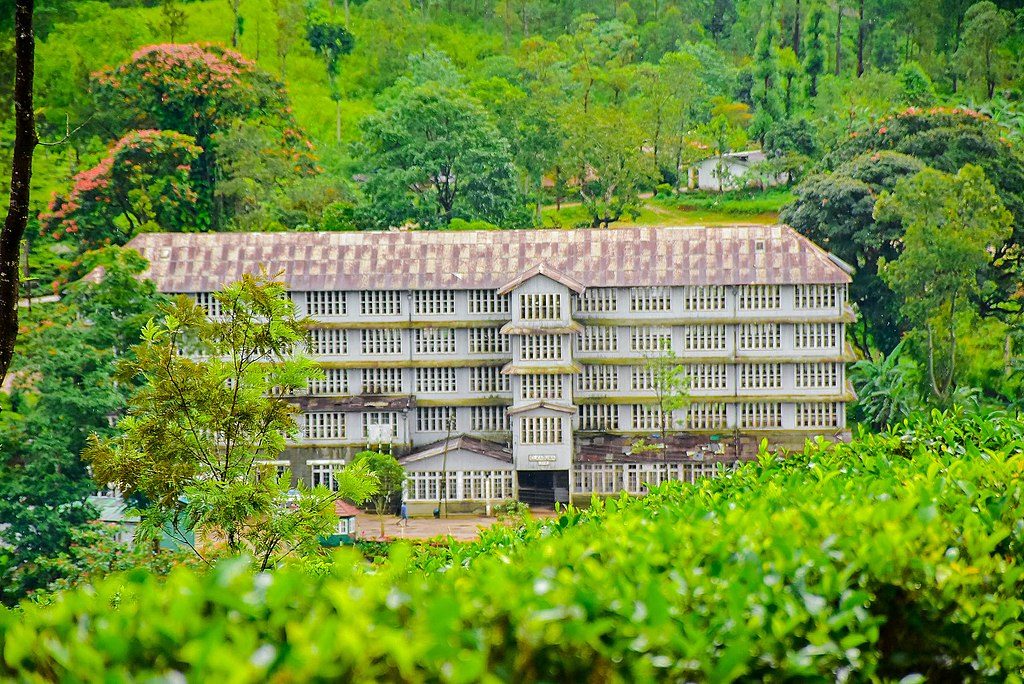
[
  {"left": 506, "top": 401, "right": 577, "bottom": 415},
  {"left": 399, "top": 435, "right": 513, "bottom": 465},
  {"left": 496, "top": 263, "right": 586, "bottom": 295},
  {"left": 121, "top": 225, "right": 851, "bottom": 292},
  {"left": 334, "top": 500, "right": 362, "bottom": 517}
]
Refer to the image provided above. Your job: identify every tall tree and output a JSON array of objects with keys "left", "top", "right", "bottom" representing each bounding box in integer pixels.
[
  {"left": 353, "top": 450, "right": 406, "bottom": 538},
  {"left": 271, "top": 0, "right": 304, "bottom": 80},
  {"left": 227, "top": 0, "right": 243, "bottom": 47},
  {"left": 954, "top": 1, "right": 1010, "bottom": 99},
  {"left": 0, "top": 248, "right": 165, "bottom": 604},
  {"left": 92, "top": 44, "right": 304, "bottom": 231},
  {"left": 564, "top": 105, "right": 657, "bottom": 227},
  {"left": 834, "top": 0, "right": 844, "bottom": 75},
  {"left": 358, "top": 82, "right": 527, "bottom": 229},
  {"left": 751, "top": 1, "right": 783, "bottom": 140},
  {"left": 306, "top": 13, "right": 355, "bottom": 143},
  {"left": 84, "top": 273, "right": 379, "bottom": 569},
  {"left": 803, "top": 2, "right": 827, "bottom": 96},
  {"left": 40, "top": 130, "right": 202, "bottom": 250},
  {"left": 0, "top": 0, "right": 38, "bottom": 385},
  {"left": 874, "top": 165, "right": 1012, "bottom": 400}
]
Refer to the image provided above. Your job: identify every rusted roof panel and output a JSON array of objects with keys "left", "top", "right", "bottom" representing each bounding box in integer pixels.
[{"left": 123, "top": 225, "right": 851, "bottom": 292}]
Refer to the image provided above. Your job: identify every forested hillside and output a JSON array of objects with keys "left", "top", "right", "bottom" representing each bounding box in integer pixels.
[
  {"left": 3, "top": 0, "right": 1023, "bottom": 240},
  {"left": 3, "top": 0, "right": 1024, "bottom": 612}
]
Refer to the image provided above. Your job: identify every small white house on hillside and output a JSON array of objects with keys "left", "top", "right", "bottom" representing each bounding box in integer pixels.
[{"left": 691, "top": 150, "right": 778, "bottom": 192}]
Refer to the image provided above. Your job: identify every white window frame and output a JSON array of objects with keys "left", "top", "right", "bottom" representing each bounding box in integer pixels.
[
  {"left": 306, "top": 291, "right": 347, "bottom": 317},
  {"left": 629, "top": 286, "right": 672, "bottom": 312},
  {"left": 308, "top": 328, "right": 347, "bottom": 355},
  {"left": 360, "top": 290, "right": 403, "bottom": 316}
]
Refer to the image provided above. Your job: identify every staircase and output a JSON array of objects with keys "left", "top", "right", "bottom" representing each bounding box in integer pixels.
[{"left": 518, "top": 486, "right": 556, "bottom": 509}]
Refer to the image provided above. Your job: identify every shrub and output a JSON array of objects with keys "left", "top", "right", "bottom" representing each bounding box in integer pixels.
[{"left": 3, "top": 409, "right": 1024, "bottom": 680}]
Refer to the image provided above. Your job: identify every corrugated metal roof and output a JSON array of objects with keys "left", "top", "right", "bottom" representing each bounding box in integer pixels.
[{"left": 123, "top": 225, "right": 850, "bottom": 292}]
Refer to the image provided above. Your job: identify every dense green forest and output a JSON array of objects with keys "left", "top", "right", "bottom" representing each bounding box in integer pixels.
[{"left": 4, "top": 0, "right": 1024, "bottom": 640}]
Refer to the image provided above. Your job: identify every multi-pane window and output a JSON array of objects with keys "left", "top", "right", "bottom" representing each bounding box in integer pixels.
[
  {"left": 795, "top": 323, "right": 842, "bottom": 350},
  {"left": 361, "top": 328, "right": 403, "bottom": 355},
  {"left": 469, "top": 366, "right": 510, "bottom": 393},
  {"left": 415, "top": 328, "right": 457, "bottom": 354},
  {"left": 468, "top": 289, "right": 510, "bottom": 315},
  {"left": 308, "top": 368, "right": 348, "bottom": 395},
  {"left": 308, "top": 328, "right": 347, "bottom": 355},
  {"left": 520, "top": 293, "right": 562, "bottom": 320},
  {"left": 682, "top": 325, "right": 728, "bottom": 351},
  {"left": 687, "top": 364, "right": 728, "bottom": 391},
  {"left": 686, "top": 403, "right": 728, "bottom": 430},
  {"left": 194, "top": 292, "right": 222, "bottom": 317},
  {"left": 303, "top": 413, "right": 346, "bottom": 440},
  {"left": 631, "top": 366, "right": 655, "bottom": 391},
  {"left": 795, "top": 284, "right": 839, "bottom": 309},
  {"left": 521, "top": 334, "right": 562, "bottom": 360},
  {"left": 577, "top": 365, "right": 618, "bottom": 392},
  {"left": 471, "top": 406, "right": 509, "bottom": 432},
  {"left": 360, "top": 290, "right": 403, "bottom": 316},
  {"left": 577, "top": 326, "right": 618, "bottom": 353},
  {"left": 520, "top": 374, "right": 563, "bottom": 400},
  {"left": 415, "top": 367, "right": 457, "bottom": 393},
  {"left": 737, "top": 285, "right": 781, "bottom": 310},
  {"left": 738, "top": 363, "right": 782, "bottom": 390},
  {"left": 795, "top": 362, "right": 840, "bottom": 389},
  {"left": 632, "top": 404, "right": 664, "bottom": 431},
  {"left": 682, "top": 286, "right": 727, "bottom": 311},
  {"left": 630, "top": 326, "right": 672, "bottom": 352},
  {"left": 362, "top": 368, "right": 404, "bottom": 394},
  {"left": 576, "top": 288, "right": 617, "bottom": 313},
  {"left": 795, "top": 402, "right": 842, "bottom": 428},
  {"left": 406, "top": 470, "right": 512, "bottom": 501},
  {"left": 520, "top": 416, "right": 563, "bottom": 444},
  {"left": 362, "top": 411, "right": 398, "bottom": 440},
  {"left": 468, "top": 328, "right": 510, "bottom": 354},
  {"left": 306, "top": 291, "right": 346, "bottom": 316},
  {"left": 630, "top": 286, "right": 672, "bottom": 312},
  {"left": 308, "top": 459, "right": 346, "bottom": 490},
  {"left": 413, "top": 290, "right": 455, "bottom": 315},
  {"left": 740, "top": 402, "right": 783, "bottom": 428},
  {"left": 416, "top": 406, "right": 455, "bottom": 433},
  {"left": 738, "top": 323, "right": 781, "bottom": 350},
  {"left": 579, "top": 404, "right": 619, "bottom": 431}
]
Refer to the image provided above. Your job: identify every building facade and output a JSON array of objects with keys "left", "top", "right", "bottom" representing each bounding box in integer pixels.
[{"left": 125, "top": 225, "right": 855, "bottom": 512}]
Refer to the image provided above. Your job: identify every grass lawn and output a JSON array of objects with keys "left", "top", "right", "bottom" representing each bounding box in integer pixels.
[{"left": 541, "top": 189, "right": 793, "bottom": 228}]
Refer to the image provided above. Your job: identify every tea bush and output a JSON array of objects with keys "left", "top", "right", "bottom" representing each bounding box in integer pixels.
[{"left": 3, "top": 408, "right": 1024, "bottom": 681}]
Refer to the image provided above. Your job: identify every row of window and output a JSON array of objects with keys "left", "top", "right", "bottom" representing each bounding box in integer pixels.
[
  {"left": 306, "top": 323, "right": 843, "bottom": 358},
  {"left": 308, "top": 327, "right": 512, "bottom": 356},
  {"left": 578, "top": 401, "right": 844, "bottom": 431},
  {"left": 299, "top": 399, "right": 845, "bottom": 442},
  {"left": 575, "top": 285, "right": 846, "bottom": 314},
  {"left": 191, "top": 285, "right": 847, "bottom": 321},
  {"left": 574, "top": 462, "right": 727, "bottom": 494},
  {"left": 301, "top": 406, "right": 512, "bottom": 441},
  {"left": 577, "top": 323, "right": 845, "bottom": 353},
  {"left": 301, "top": 361, "right": 843, "bottom": 398},
  {"left": 406, "top": 470, "right": 514, "bottom": 502}
]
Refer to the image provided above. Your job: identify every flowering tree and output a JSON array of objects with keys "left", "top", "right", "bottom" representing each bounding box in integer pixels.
[
  {"left": 40, "top": 129, "right": 201, "bottom": 250},
  {"left": 92, "top": 44, "right": 309, "bottom": 229}
]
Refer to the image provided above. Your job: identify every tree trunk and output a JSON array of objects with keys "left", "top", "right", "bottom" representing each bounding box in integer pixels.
[
  {"left": 335, "top": 99, "right": 342, "bottom": 143},
  {"left": 0, "top": 0, "right": 38, "bottom": 385},
  {"left": 856, "top": 0, "right": 865, "bottom": 77},
  {"left": 793, "top": 0, "right": 801, "bottom": 56},
  {"left": 834, "top": 1, "right": 843, "bottom": 76}
]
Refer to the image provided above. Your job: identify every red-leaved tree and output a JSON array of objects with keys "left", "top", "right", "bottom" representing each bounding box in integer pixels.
[{"left": 40, "top": 129, "right": 202, "bottom": 251}]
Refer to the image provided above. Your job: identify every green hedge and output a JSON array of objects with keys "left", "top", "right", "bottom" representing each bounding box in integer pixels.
[{"left": 3, "top": 409, "right": 1024, "bottom": 681}]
